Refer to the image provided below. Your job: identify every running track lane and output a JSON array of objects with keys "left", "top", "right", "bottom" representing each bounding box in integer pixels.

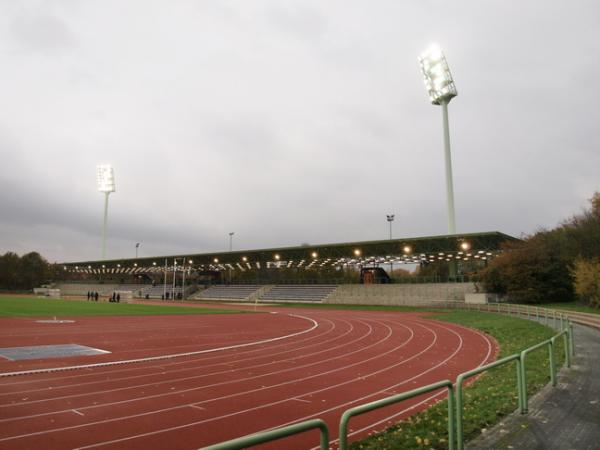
[{"left": 0, "top": 308, "right": 497, "bottom": 450}]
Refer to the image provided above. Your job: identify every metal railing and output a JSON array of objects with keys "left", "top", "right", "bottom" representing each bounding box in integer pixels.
[
  {"left": 455, "top": 354, "right": 524, "bottom": 450},
  {"left": 199, "top": 418, "right": 329, "bottom": 450},
  {"left": 200, "top": 303, "right": 579, "bottom": 450},
  {"left": 338, "top": 380, "right": 455, "bottom": 450}
]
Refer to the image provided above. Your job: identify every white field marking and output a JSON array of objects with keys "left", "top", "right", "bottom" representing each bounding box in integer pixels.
[
  {"left": 0, "top": 317, "right": 342, "bottom": 398},
  {"left": 0, "top": 318, "right": 359, "bottom": 410},
  {"left": 189, "top": 405, "right": 206, "bottom": 411},
  {"left": 0, "top": 317, "right": 398, "bottom": 442},
  {"left": 0, "top": 317, "right": 374, "bottom": 424},
  {"left": 310, "top": 320, "right": 496, "bottom": 450},
  {"left": 72, "top": 410, "right": 84, "bottom": 417},
  {"left": 0, "top": 314, "right": 318, "bottom": 379},
  {"left": 0, "top": 317, "right": 340, "bottom": 393},
  {"left": 67, "top": 318, "right": 427, "bottom": 450},
  {"left": 290, "top": 398, "right": 311, "bottom": 403}
]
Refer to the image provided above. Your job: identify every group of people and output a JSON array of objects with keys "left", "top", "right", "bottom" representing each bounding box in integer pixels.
[{"left": 86, "top": 291, "right": 121, "bottom": 302}]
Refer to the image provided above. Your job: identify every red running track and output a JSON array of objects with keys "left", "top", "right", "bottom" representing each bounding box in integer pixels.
[{"left": 0, "top": 306, "right": 497, "bottom": 450}]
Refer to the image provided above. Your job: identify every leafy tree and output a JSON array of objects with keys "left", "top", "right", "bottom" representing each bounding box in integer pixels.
[
  {"left": 20, "top": 252, "right": 52, "bottom": 289},
  {"left": 572, "top": 258, "right": 600, "bottom": 307},
  {"left": 480, "top": 193, "right": 599, "bottom": 305},
  {"left": 0, "top": 251, "right": 52, "bottom": 291},
  {"left": 0, "top": 252, "right": 21, "bottom": 290}
]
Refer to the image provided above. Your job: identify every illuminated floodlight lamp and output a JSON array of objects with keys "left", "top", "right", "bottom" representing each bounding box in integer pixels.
[
  {"left": 311, "top": 252, "right": 318, "bottom": 259},
  {"left": 274, "top": 254, "right": 281, "bottom": 261},
  {"left": 354, "top": 249, "right": 361, "bottom": 257},
  {"left": 97, "top": 164, "right": 116, "bottom": 193},
  {"left": 403, "top": 245, "right": 412, "bottom": 254},
  {"left": 97, "top": 164, "right": 116, "bottom": 260},
  {"left": 460, "top": 241, "right": 470, "bottom": 251},
  {"left": 418, "top": 44, "right": 457, "bottom": 106}
]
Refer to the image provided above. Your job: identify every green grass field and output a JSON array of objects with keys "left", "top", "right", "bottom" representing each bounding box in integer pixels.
[{"left": 0, "top": 295, "right": 247, "bottom": 317}]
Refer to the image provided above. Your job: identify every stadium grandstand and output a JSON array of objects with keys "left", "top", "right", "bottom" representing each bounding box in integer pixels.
[{"left": 58, "top": 231, "right": 517, "bottom": 304}]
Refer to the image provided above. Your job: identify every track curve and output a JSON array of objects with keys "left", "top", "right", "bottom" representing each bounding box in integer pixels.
[{"left": 0, "top": 307, "right": 497, "bottom": 450}]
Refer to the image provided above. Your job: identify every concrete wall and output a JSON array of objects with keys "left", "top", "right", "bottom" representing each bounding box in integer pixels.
[
  {"left": 56, "top": 283, "right": 118, "bottom": 296},
  {"left": 325, "top": 283, "right": 478, "bottom": 306}
]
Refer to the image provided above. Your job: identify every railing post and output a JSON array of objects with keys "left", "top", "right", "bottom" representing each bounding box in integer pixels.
[
  {"left": 516, "top": 357, "right": 525, "bottom": 414},
  {"left": 569, "top": 322, "right": 575, "bottom": 357},
  {"left": 560, "top": 314, "right": 564, "bottom": 330},
  {"left": 456, "top": 374, "right": 465, "bottom": 450},
  {"left": 564, "top": 331, "right": 571, "bottom": 368},
  {"left": 549, "top": 340, "right": 556, "bottom": 387},
  {"left": 448, "top": 385, "right": 456, "bottom": 450}
]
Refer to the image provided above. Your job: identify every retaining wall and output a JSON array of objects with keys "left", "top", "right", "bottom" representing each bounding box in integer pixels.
[{"left": 325, "top": 283, "right": 478, "bottom": 306}]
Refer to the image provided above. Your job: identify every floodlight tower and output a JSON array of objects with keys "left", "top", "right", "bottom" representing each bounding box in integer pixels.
[
  {"left": 419, "top": 44, "right": 458, "bottom": 234},
  {"left": 97, "top": 164, "right": 116, "bottom": 260},
  {"left": 386, "top": 214, "right": 395, "bottom": 240}
]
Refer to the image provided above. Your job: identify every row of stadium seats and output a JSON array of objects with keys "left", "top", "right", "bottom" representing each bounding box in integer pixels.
[
  {"left": 196, "top": 285, "right": 338, "bottom": 303},
  {"left": 260, "top": 285, "right": 337, "bottom": 302},
  {"left": 198, "top": 285, "right": 262, "bottom": 300}
]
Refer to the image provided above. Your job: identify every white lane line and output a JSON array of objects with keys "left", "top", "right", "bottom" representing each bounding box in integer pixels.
[
  {"left": 64, "top": 316, "right": 495, "bottom": 450},
  {"left": 0, "top": 319, "right": 356, "bottom": 412},
  {"left": 189, "top": 405, "right": 205, "bottom": 411},
  {"left": 0, "top": 317, "right": 388, "bottom": 442},
  {"left": 72, "top": 410, "right": 84, "bottom": 417},
  {"left": 290, "top": 398, "right": 311, "bottom": 403},
  {"left": 63, "top": 319, "right": 417, "bottom": 450},
  {"left": 0, "top": 317, "right": 340, "bottom": 392},
  {"left": 0, "top": 318, "right": 340, "bottom": 405},
  {"left": 0, "top": 314, "right": 318, "bottom": 378},
  {"left": 311, "top": 319, "right": 496, "bottom": 449}
]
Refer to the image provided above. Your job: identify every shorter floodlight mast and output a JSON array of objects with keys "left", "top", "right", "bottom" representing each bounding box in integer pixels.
[
  {"left": 97, "top": 164, "right": 116, "bottom": 260},
  {"left": 419, "top": 44, "right": 458, "bottom": 234}
]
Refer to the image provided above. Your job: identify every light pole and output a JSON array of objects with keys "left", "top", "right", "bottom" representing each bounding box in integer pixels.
[
  {"left": 386, "top": 214, "right": 394, "bottom": 279},
  {"left": 96, "top": 165, "right": 116, "bottom": 260},
  {"left": 135, "top": 243, "right": 140, "bottom": 258},
  {"left": 419, "top": 44, "right": 458, "bottom": 235},
  {"left": 386, "top": 214, "right": 395, "bottom": 240},
  {"left": 228, "top": 232, "right": 234, "bottom": 283}
]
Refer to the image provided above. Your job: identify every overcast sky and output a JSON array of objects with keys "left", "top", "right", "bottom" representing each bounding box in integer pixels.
[{"left": 0, "top": 0, "right": 598, "bottom": 263}]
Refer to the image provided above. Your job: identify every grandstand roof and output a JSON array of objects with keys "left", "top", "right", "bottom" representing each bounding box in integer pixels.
[{"left": 62, "top": 231, "right": 518, "bottom": 275}]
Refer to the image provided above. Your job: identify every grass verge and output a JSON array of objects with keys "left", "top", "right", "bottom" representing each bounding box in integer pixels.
[
  {"left": 350, "top": 311, "right": 566, "bottom": 450},
  {"left": 0, "top": 295, "right": 247, "bottom": 317}
]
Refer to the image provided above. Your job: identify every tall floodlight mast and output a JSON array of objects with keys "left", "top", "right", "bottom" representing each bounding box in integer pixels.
[
  {"left": 97, "top": 164, "right": 116, "bottom": 260},
  {"left": 419, "top": 44, "right": 458, "bottom": 234}
]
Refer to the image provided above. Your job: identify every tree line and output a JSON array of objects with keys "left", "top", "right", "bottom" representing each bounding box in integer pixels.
[
  {"left": 480, "top": 192, "right": 600, "bottom": 307},
  {"left": 0, "top": 252, "right": 57, "bottom": 291}
]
